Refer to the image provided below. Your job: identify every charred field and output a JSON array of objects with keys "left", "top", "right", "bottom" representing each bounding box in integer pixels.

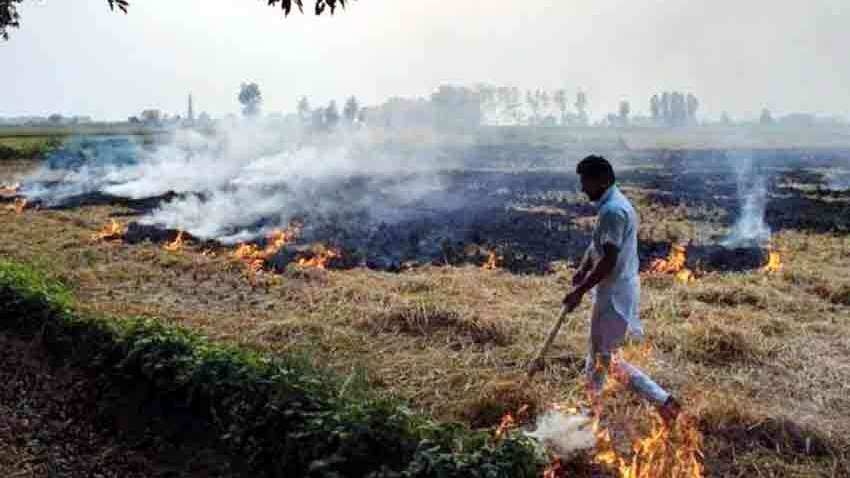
[{"left": 2, "top": 133, "right": 850, "bottom": 477}]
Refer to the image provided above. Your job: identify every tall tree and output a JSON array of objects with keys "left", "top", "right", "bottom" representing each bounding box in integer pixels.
[
  {"left": 618, "top": 100, "right": 631, "bottom": 126},
  {"left": 2, "top": 0, "right": 347, "bottom": 40},
  {"left": 650, "top": 94, "right": 660, "bottom": 123},
  {"left": 343, "top": 96, "right": 359, "bottom": 123},
  {"left": 553, "top": 89, "right": 568, "bottom": 125},
  {"left": 575, "top": 90, "right": 588, "bottom": 126},
  {"left": 661, "top": 92, "right": 671, "bottom": 126},
  {"left": 686, "top": 93, "right": 699, "bottom": 125},
  {"left": 238, "top": 82, "right": 262, "bottom": 117},
  {"left": 324, "top": 100, "right": 340, "bottom": 129},
  {"left": 760, "top": 108, "right": 774, "bottom": 125},
  {"left": 297, "top": 96, "right": 311, "bottom": 123}
]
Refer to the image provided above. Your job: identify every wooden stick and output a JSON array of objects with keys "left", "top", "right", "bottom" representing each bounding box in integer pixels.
[{"left": 527, "top": 305, "right": 574, "bottom": 378}]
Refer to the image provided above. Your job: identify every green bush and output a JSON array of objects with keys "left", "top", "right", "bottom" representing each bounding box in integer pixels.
[{"left": 0, "top": 259, "right": 543, "bottom": 477}]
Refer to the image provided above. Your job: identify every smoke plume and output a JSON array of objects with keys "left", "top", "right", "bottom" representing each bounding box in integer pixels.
[
  {"left": 20, "top": 120, "right": 490, "bottom": 251},
  {"left": 525, "top": 411, "right": 596, "bottom": 459},
  {"left": 721, "top": 151, "right": 771, "bottom": 246}
]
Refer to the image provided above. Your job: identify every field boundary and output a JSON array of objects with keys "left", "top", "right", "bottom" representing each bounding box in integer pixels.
[{"left": 0, "top": 259, "right": 543, "bottom": 478}]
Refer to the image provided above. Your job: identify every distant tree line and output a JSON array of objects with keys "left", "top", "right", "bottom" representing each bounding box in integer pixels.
[
  {"left": 650, "top": 92, "right": 700, "bottom": 127},
  {"left": 475, "top": 85, "right": 590, "bottom": 126}
]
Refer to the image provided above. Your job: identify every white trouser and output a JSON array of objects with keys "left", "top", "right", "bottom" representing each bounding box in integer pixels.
[{"left": 584, "top": 283, "right": 670, "bottom": 405}]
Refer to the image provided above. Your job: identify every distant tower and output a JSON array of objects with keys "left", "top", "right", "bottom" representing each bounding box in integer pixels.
[{"left": 187, "top": 93, "right": 195, "bottom": 123}]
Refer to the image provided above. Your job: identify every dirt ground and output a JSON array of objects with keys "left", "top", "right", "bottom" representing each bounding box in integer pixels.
[
  {"left": 0, "top": 334, "right": 240, "bottom": 477},
  {"left": 2, "top": 150, "right": 850, "bottom": 476}
]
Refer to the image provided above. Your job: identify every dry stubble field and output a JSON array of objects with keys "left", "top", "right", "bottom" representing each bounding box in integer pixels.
[{"left": 2, "top": 147, "right": 850, "bottom": 477}]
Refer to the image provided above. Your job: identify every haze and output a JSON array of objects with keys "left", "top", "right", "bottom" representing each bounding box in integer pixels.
[{"left": 2, "top": 0, "right": 847, "bottom": 121}]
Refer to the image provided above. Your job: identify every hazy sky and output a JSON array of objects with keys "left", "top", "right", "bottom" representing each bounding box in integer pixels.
[{"left": 2, "top": 0, "right": 848, "bottom": 121}]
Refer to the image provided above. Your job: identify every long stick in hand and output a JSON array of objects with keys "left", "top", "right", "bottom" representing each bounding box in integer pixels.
[{"left": 526, "top": 305, "right": 575, "bottom": 378}]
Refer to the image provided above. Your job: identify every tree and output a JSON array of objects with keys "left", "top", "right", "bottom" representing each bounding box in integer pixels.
[
  {"left": 238, "top": 82, "right": 262, "bottom": 117},
  {"left": 48, "top": 114, "right": 64, "bottom": 124},
  {"left": 2, "top": 0, "right": 347, "bottom": 41},
  {"left": 618, "top": 100, "right": 630, "bottom": 126},
  {"left": 650, "top": 94, "right": 660, "bottom": 123},
  {"left": 760, "top": 108, "right": 774, "bottom": 125},
  {"left": 553, "top": 89, "right": 568, "bottom": 125},
  {"left": 525, "top": 90, "right": 539, "bottom": 125},
  {"left": 140, "top": 109, "right": 162, "bottom": 124},
  {"left": 343, "top": 96, "right": 359, "bottom": 123},
  {"left": 661, "top": 92, "right": 671, "bottom": 126},
  {"left": 686, "top": 93, "right": 699, "bottom": 125},
  {"left": 324, "top": 100, "right": 340, "bottom": 129},
  {"left": 720, "top": 112, "right": 732, "bottom": 125},
  {"left": 575, "top": 90, "right": 588, "bottom": 126},
  {"left": 297, "top": 96, "right": 311, "bottom": 123}
]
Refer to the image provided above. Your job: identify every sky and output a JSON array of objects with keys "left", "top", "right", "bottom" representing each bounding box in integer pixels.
[{"left": 1, "top": 0, "right": 848, "bottom": 121}]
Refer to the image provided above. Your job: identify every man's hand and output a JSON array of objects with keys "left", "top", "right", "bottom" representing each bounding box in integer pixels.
[{"left": 562, "top": 288, "right": 584, "bottom": 313}]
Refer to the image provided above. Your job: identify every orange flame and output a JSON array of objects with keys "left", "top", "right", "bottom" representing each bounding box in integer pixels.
[
  {"left": 762, "top": 247, "right": 782, "bottom": 273},
  {"left": 494, "top": 412, "right": 516, "bottom": 439},
  {"left": 482, "top": 250, "right": 503, "bottom": 270},
  {"left": 296, "top": 247, "right": 342, "bottom": 269},
  {"left": 591, "top": 414, "right": 704, "bottom": 478},
  {"left": 91, "top": 219, "right": 126, "bottom": 242},
  {"left": 585, "top": 352, "right": 704, "bottom": 478},
  {"left": 649, "top": 244, "right": 695, "bottom": 284},
  {"left": 494, "top": 404, "right": 528, "bottom": 440},
  {"left": 232, "top": 222, "right": 302, "bottom": 281},
  {"left": 12, "top": 198, "right": 28, "bottom": 215},
  {"left": 163, "top": 230, "right": 186, "bottom": 252},
  {"left": 542, "top": 457, "right": 563, "bottom": 478},
  {"left": 0, "top": 182, "right": 21, "bottom": 197}
]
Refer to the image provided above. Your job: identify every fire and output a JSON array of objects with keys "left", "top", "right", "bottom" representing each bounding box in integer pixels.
[
  {"left": 591, "top": 414, "right": 703, "bottom": 478},
  {"left": 542, "top": 457, "right": 563, "bottom": 478},
  {"left": 91, "top": 219, "right": 126, "bottom": 242},
  {"left": 494, "top": 412, "right": 516, "bottom": 439},
  {"left": 762, "top": 247, "right": 782, "bottom": 273},
  {"left": 11, "top": 198, "right": 28, "bottom": 215},
  {"left": 163, "top": 230, "right": 186, "bottom": 252},
  {"left": 649, "top": 244, "right": 695, "bottom": 284},
  {"left": 0, "top": 182, "right": 20, "bottom": 197},
  {"left": 296, "top": 247, "right": 342, "bottom": 269},
  {"left": 231, "top": 223, "right": 302, "bottom": 280},
  {"left": 494, "top": 404, "right": 528, "bottom": 440},
  {"left": 482, "top": 250, "right": 503, "bottom": 270},
  {"left": 584, "top": 353, "right": 704, "bottom": 478}
]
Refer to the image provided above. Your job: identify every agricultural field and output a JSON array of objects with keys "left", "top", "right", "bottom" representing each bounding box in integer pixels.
[{"left": 2, "top": 131, "right": 850, "bottom": 477}]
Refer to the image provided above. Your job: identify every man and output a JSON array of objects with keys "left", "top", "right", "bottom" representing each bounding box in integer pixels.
[{"left": 563, "top": 155, "right": 680, "bottom": 423}]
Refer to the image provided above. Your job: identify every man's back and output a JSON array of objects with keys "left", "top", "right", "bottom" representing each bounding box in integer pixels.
[{"left": 593, "top": 185, "right": 639, "bottom": 289}]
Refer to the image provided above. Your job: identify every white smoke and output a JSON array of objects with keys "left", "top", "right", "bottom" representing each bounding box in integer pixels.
[
  {"left": 721, "top": 151, "right": 771, "bottom": 247},
  {"left": 525, "top": 411, "right": 596, "bottom": 459},
  {"left": 21, "top": 119, "right": 474, "bottom": 244},
  {"left": 825, "top": 169, "right": 850, "bottom": 191}
]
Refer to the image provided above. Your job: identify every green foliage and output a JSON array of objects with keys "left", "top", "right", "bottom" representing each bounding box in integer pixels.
[
  {"left": 0, "top": 136, "right": 61, "bottom": 160},
  {"left": 0, "top": 260, "right": 543, "bottom": 477}
]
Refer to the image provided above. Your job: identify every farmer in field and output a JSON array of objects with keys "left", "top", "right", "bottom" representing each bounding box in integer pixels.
[{"left": 563, "top": 155, "right": 681, "bottom": 423}]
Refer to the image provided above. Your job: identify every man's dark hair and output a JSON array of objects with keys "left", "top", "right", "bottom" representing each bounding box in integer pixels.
[{"left": 576, "top": 155, "right": 615, "bottom": 183}]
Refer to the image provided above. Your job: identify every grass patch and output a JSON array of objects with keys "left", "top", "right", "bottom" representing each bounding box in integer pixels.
[
  {"left": 697, "top": 398, "right": 849, "bottom": 476},
  {"left": 0, "top": 259, "right": 543, "bottom": 477},
  {"left": 678, "top": 322, "right": 769, "bottom": 366},
  {"left": 364, "top": 298, "right": 511, "bottom": 346},
  {"left": 0, "top": 135, "right": 62, "bottom": 160}
]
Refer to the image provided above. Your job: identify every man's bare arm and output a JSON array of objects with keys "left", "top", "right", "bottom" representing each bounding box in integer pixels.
[
  {"left": 564, "top": 243, "right": 619, "bottom": 310},
  {"left": 575, "top": 243, "right": 618, "bottom": 294}
]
